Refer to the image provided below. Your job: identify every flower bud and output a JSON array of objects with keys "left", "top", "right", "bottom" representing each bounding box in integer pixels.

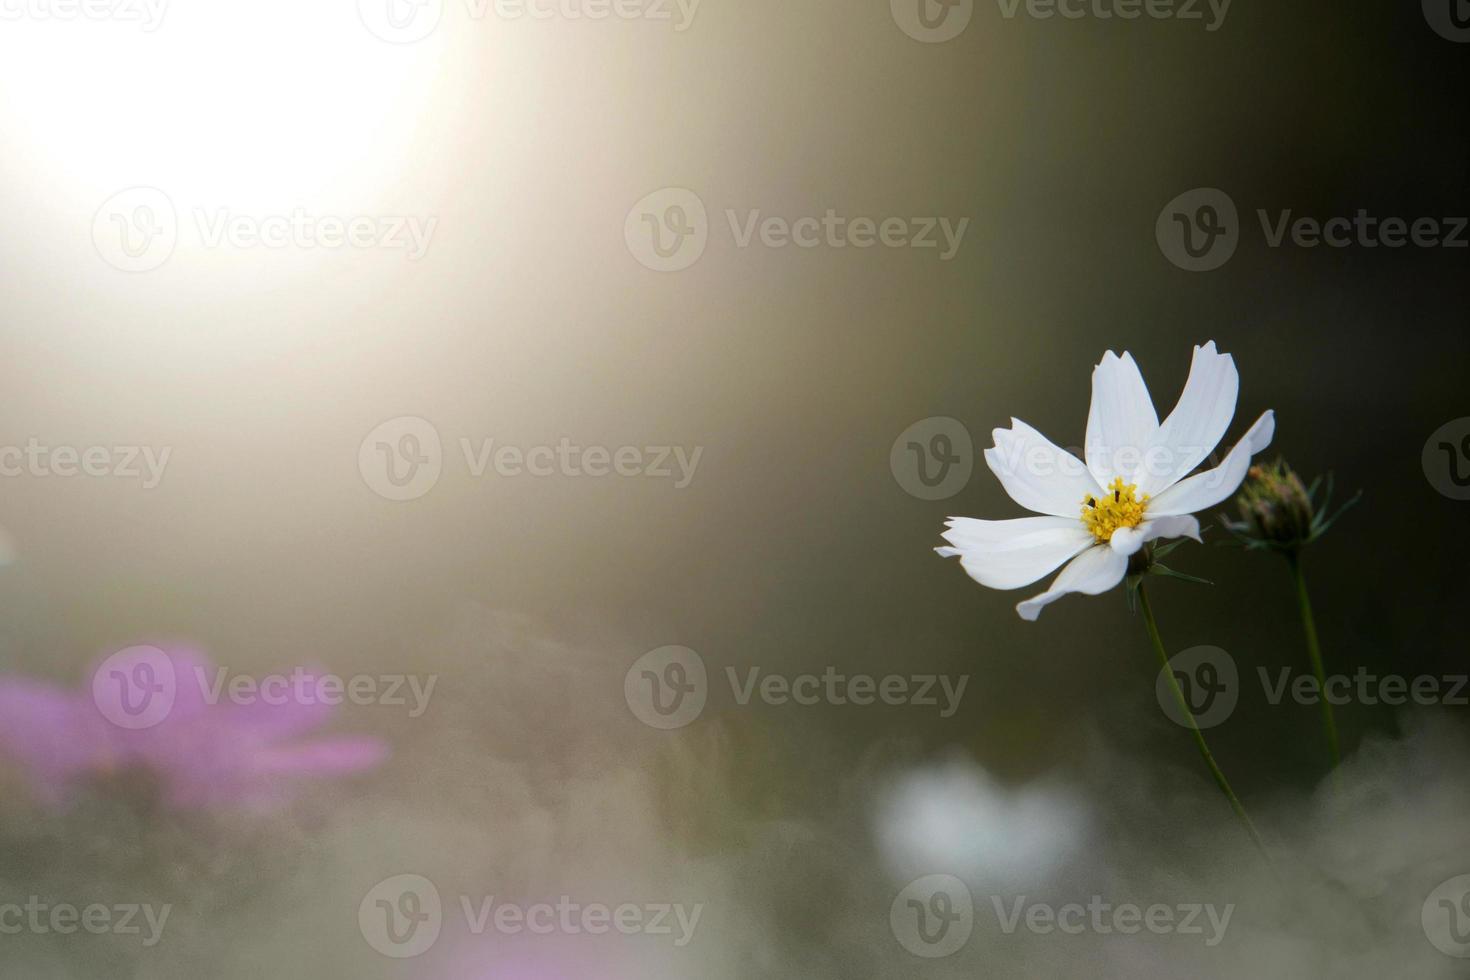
[{"left": 1233, "top": 459, "right": 1316, "bottom": 548}]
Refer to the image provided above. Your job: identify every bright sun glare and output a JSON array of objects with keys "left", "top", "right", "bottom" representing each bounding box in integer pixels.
[{"left": 0, "top": 1, "right": 444, "bottom": 210}]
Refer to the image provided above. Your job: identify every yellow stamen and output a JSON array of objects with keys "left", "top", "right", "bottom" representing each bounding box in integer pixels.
[{"left": 1081, "top": 477, "right": 1148, "bottom": 543}]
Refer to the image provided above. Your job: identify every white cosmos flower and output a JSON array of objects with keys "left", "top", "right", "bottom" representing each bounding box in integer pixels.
[{"left": 937, "top": 341, "right": 1275, "bottom": 620}]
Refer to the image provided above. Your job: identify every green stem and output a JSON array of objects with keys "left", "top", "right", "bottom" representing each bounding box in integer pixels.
[
  {"left": 1137, "top": 581, "right": 1271, "bottom": 863},
  {"left": 1288, "top": 553, "right": 1342, "bottom": 780}
]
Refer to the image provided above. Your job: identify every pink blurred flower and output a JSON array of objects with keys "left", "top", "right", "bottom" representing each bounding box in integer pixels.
[{"left": 0, "top": 645, "right": 387, "bottom": 809}]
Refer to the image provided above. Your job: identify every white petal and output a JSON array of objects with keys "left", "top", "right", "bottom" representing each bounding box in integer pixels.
[
  {"left": 1015, "top": 544, "right": 1128, "bottom": 621},
  {"left": 1136, "top": 342, "right": 1239, "bottom": 497},
  {"left": 985, "top": 419, "right": 1102, "bottom": 519},
  {"left": 1108, "top": 526, "right": 1147, "bottom": 557},
  {"left": 1084, "top": 351, "right": 1159, "bottom": 488},
  {"left": 1148, "top": 410, "right": 1275, "bottom": 517},
  {"left": 937, "top": 517, "right": 1094, "bottom": 591},
  {"left": 1243, "top": 410, "right": 1275, "bottom": 453},
  {"left": 938, "top": 515, "right": 1080, "bottom": 549},
  {"left": 1108, "top": 515, "right": 1202, "bottom": 557},
  {"left": 1145, "top": 514, "right": 1203, "bottom": 543}
]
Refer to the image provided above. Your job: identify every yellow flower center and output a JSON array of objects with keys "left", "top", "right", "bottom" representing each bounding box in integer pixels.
[{"left": 1081, "top": 477, "right": 1149, "bottom": 543}]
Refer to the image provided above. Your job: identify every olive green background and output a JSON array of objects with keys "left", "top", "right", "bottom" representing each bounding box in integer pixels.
[{"left": 0, "top": 0, "right": 1466, "bottom": 976}]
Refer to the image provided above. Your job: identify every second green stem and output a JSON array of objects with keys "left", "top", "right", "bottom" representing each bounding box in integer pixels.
[
  {"left": 1288, "top": 553, "right": 1341, "bottom": 779},
  {"left": 1137, "top": 581, "right": 1271, "bottom": 863}
]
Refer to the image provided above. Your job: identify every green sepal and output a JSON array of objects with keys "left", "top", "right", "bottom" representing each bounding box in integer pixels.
[{"left": 1149, "top": 563, "right": 1214, "bottom": 586}]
